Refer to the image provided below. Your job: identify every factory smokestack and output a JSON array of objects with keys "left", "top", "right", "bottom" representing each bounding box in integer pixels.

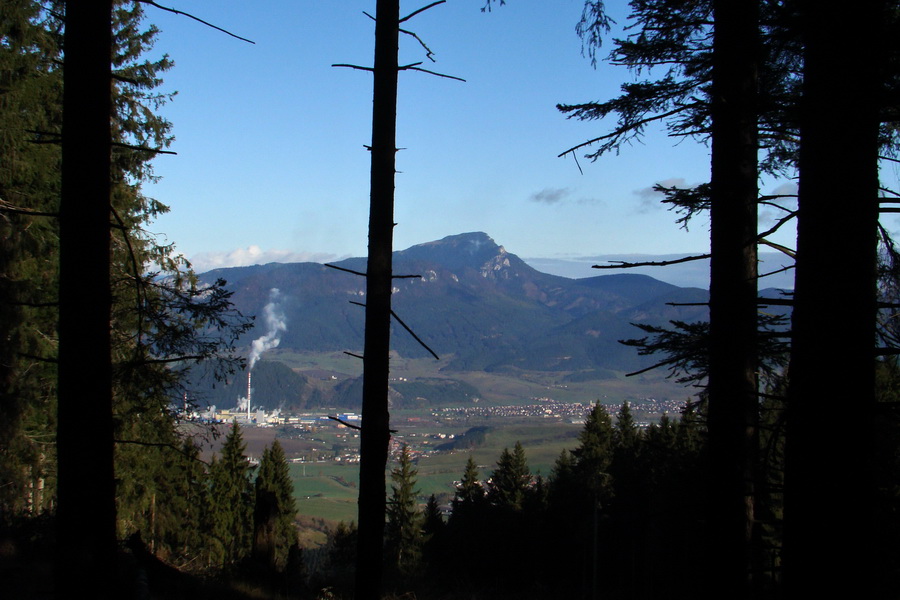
[{"left": 247, "top": 370, "right": 252, "bottom": 420}]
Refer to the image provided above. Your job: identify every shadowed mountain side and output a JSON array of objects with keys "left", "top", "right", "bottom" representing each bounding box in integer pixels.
[{"left": 200, "top": 232, "right": 711, "bottom": 376}]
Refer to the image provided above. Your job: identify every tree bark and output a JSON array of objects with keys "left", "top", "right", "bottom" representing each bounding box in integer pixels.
[
  {"left": 355, "top": 1, "right": 400, "bottom": 598},
  {"left": 56, "top": 1, "right": 116, "bottom": 597},
  {"left": 706, "top": 1, "right": 759, "bottom": 596},
  {"left": 784, "top": 1, "right": 883, "bottom": 595}
]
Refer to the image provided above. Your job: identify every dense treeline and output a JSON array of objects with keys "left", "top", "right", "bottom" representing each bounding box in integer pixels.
[
  {"left": 318, "top": 393, "right": 896, "bottom": 599},
  {"left": 315, "top": 402, "right": 711, "bottom": 599}
]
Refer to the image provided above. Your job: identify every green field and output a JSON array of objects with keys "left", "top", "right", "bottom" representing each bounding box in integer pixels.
[
  {"left": 237, "top": 351, "right": 696, "bottom": 537},
  {"left": 287, "top": 419, "right": 585, "bottom": 527},
  {"left": 291, "top": 463, "right": 361, "bottom": 523}
]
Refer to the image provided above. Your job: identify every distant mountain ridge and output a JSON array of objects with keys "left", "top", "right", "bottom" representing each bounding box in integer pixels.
[{"left": 200, "top": 232, "right": 714, "bottom": 377}]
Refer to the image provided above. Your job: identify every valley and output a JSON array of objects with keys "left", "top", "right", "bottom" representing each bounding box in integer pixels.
[{"left": 197, "top": 349, "right": 695, "bottom": 543}]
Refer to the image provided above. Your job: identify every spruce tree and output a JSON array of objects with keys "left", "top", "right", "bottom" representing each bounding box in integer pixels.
[
  {"left": 385, "top": 444, "right": 423, "bottom": 577},
  {"left": 0, "top": 0, "right": 62, "bottom": 516},
  {"left": 451, "top": 455, "right": 484, "bottom": 518},
  {"left": 613, "top": 401, "right": 638, "bottom": 451},
  {"left": 422, "top": 494, "right": 444, "bottom": 540},
  {"left": 571, "top": 403, "right": 614, "bottom": 505},
  {"left": 253, "top": 439, "right": 298, "bottom": 570},
  {"left": 209, "top": 422, "right": 254, "bottom": 566},
  {"left": 487, "top": 441, "right": 531, "bottom": 512}
]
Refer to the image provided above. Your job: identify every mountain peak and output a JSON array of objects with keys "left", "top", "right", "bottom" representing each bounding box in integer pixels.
[
  {"left": 397, "top": 232, "right": 506, "bottom": 272},
  {"left": 416, "top": 232, "right": 499, "bottom": 252}
]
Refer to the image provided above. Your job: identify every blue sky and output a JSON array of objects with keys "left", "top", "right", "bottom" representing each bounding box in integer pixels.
[{"left": 144, "top": 0, "right": 805, "bottom": 285}]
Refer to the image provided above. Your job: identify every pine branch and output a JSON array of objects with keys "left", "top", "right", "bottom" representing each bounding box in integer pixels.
[
  {"left": 557, "top": 102, "right": 697, "bottom": 159},
  {"left": 0, "top": 200, "right": 58, "bottom": 218},
  {"left": 111, "top": 141, "right": 177, "bottom": 155},
  {"left": 18, "top": 352, "right": 58, "bottom": 364}
]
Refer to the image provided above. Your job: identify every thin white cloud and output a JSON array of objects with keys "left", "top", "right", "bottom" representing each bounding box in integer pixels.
[
  {"left": 189, "top": 246, "right": 339, "bottom": 273},
  {"left": 529, "top": 187, "right": 572, "bottom": 204}
]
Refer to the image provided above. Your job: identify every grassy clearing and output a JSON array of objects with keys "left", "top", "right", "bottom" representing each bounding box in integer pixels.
[{"left": 287, "top": 420, "right": 587, "bottom": 529}]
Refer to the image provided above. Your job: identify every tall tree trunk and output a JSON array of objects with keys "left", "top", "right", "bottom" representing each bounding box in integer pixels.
[
  {"left": 56, "top": 1, "right": 115, "bottom": 597},
  {"left": 784, "top": 1, "right": 883, "bottom": 595},
  {"left": 355, "top": 1, "right": 399, "bottom": 598},
  {"left": 706, "top": 0, "right": 759, "bottom": 596}
]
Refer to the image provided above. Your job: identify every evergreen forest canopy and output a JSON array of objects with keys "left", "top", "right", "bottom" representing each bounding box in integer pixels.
[{"left": 0, "top": 1, "right": 899, "bottom": 599}]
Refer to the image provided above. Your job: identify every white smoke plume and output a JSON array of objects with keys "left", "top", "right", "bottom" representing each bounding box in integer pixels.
[{"left": 249, "top": 288, "right": 287, "bottom": 370}]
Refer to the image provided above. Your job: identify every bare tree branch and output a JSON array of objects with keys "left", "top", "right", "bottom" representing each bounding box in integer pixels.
[
  {"left": 759, "top": 239, "right": 796, "bottom": 258},
  {"left": 400, "top": 27, "right": 436, "bottom": 61},
  {"left": 333, "top": 63, "right": 375, "bottom": 72},
  {"left": 328, "top": 415, "right": 397, "bottom": 434},
  {"left": 757, "top": 297, "right": 793, "bottom": 306},
  {"left": 400, "top": 1, "right": 446, "bottom": 23},
  {"left": 756, "top": 210, "right": 797, "bottom": 240},
  {"left": 401, "top": 66, "right": 465, "bottom": 81},
  {"left": 137, "top": 1, "right": 255, "bottom": 44},
  {"left": 759, "top": 263, "right": 795, "bottom": 280},
  {"left": 349, "top": 301, "right": 439, "bottom": 360},
  {"left": 592, "top": 253, "right": 711, "bottom": 269},
  {"left": 326, "top": 263, "right": 366, "bottom": 277},
  {"left": 329, "top": 415, "right": 362, "bottom": 430},
  {"left": 391, "top": 310, "right": 439, "bottom": 360}
]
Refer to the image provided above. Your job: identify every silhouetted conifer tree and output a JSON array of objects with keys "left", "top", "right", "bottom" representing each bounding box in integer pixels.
[
  {"left": 253, "top": 439, "right": 298, "bottom": 570},
  {"left": 385, "top": 444, "right": 423, "bottom": 578},
  {"left": 209, "top": 423, "right": 254, "bottom": 566}
]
